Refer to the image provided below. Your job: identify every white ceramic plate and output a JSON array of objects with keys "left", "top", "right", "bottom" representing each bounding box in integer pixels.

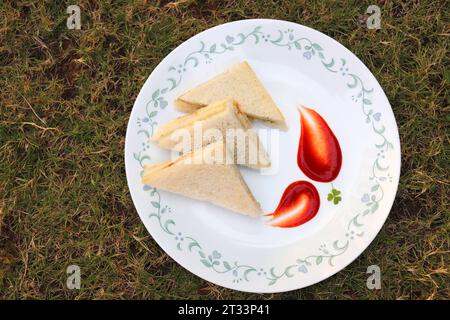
[{"left": 125, "top": 19, "right": 400, "bottom": 293}]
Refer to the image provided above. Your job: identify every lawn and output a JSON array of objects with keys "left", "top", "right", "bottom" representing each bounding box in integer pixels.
[{"left": 0, "top": 0, "right": 448, "bottom": 299}]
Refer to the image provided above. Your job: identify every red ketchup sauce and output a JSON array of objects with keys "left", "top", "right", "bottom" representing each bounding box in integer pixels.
[
  {"left": 266, "top": 181, "right": 320, "bottom": 228},
  {"left": 297, "top": 106, "right": 342, "bottom": 182}
]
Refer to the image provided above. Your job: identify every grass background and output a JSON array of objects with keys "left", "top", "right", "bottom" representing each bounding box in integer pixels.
[{"left": 0, "top": 0, "right": 448, "bottom": 299}]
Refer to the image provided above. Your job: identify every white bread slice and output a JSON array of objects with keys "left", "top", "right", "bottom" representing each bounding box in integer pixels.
[
  {"left": 152, "top": 99, "right": 270, "bottom": 169},
  {"left": 174, "top": 61, "right": 287, "bottom": 129},
  {"left": 142, "top": 142, "right": 262, "bottom": 217}
]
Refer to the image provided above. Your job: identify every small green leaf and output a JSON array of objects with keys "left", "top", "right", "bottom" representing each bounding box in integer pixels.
[
  {"left": 312, "top": 43, "right": 323, "bottom": 51},
  {"left": 332, "top": 188, "right": 341, "bottom": 196},
  {"left": 188, "top": 241, "right": 200, "bottom": 251},
  {"left": 333, "top": 196, "right": 342, "bottom": 204},
  {"left": 184, "top": 56, "right": 199, "bottom": 67},
  {"left": 200, "top": 259, "right": 212, "bottom": 268},
  {"left": 148, "top": 111, "right": 158, "bottom": 118},
  {"left": 163, "top": 220, "right": 175, "bottom": 233},
  {"left": 347, "top": 76, "right": 358, "bottom": 88},
  {"left": 269, "top": 267, "right": 277, "bottom": 278},
  {"left": 363, "top": 99, "right": 372, "bottom": 105},
  {"left": 167, "top": 78, "right": 177, "bottom": 90},
  {"left": 316, "top": 256, "right": 323, "bottom": 265},
  {"left": 151, "top": 201, "right": 160, "bottom": 208},
  {"left": 199, "top": 251, "right": 206, "bottom": 259},
  {"left": 223, "top": 261, "right": 231, "bottom": 270},
  {"left": 371, "top": 184, "right": 379, "bottom": 192},
  {"left": 371, "top": 202, "right": 379, "bottom": 213},
  {"left": 152, "top": 89, "right": 160, "bottom": 100},
  {"left": 327, "top": 194, "right": 333, "bottom": 201},
  {"left": 148, "top": 213, "right": 159, "bottom": 219},
  {"left": 243, "top": 268, "right": 255, "bottom": 281},
  {"left": 322, "top": 58, "right": 335, "bottom": 69},
  {"left": 209, "top": 44, "right": 216, "bottom": 52},
  {"left": 294, "top": 42, "right": 301, "bottom": 50}
]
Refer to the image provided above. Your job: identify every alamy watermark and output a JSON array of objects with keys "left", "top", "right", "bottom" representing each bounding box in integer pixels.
[
  {"left": 66, "top": 265, "right": 81, "bottom": 289},
  {"left": 366, "top": 265, "right": 381, "bottom": 290},
  {"left": 67, "top": 5, "right": 81, "bottom": 30},
  {"left": 366, "top": 5, "right": 381, "bottom": 29}
]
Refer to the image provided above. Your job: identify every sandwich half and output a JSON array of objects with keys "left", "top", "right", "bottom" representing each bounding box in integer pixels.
[
  {"left": 174, "top": 61, "right": 287, "bottom": 129},
  {"left": 142, "top": 142, "right": 262, "bottom": 217},
  {"left": 152, "top": 98, "right": 270, "bottom": 169}
]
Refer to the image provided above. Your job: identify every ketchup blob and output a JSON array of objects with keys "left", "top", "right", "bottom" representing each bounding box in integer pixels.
[
  {"left": 266, "top": 181, "right": 320, "bottom": 228},
  {"left": 297, "top": 106, "right": 342, "bottom": 182}
]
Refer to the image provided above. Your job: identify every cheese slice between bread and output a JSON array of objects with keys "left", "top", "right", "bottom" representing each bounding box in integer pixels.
[{"left": 152, "top": 98, "right": 270, "bottom": 169}]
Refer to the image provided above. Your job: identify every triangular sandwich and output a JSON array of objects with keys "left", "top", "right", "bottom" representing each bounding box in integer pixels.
[
  {"left": 152, "top": 98, "right": 270, "bottom": 169},
  {"left": 174, "top": 61, "right": 287, "bottom": 129},
  {"left": 142, "top": 142, "right": 262, "bottom": 217}
]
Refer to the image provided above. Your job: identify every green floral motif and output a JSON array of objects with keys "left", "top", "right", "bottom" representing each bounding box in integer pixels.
[
  {"left": 266, "top": 28, "right": 338, "bottom": 72},
  {"left": 344, "top": 69, "right": 394, "bottom": 231},
  {"left": 133, "top": 24, "right": 395, "bottom": 286},
  {"left": 183, "top": 26, "right": 263, "bottom": 67},
  {"left": 142, "top": 185, "right": 175, "bottom": 235},
  {"left": 265, "top": 240, "right": 350, "bottom": 285}
]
